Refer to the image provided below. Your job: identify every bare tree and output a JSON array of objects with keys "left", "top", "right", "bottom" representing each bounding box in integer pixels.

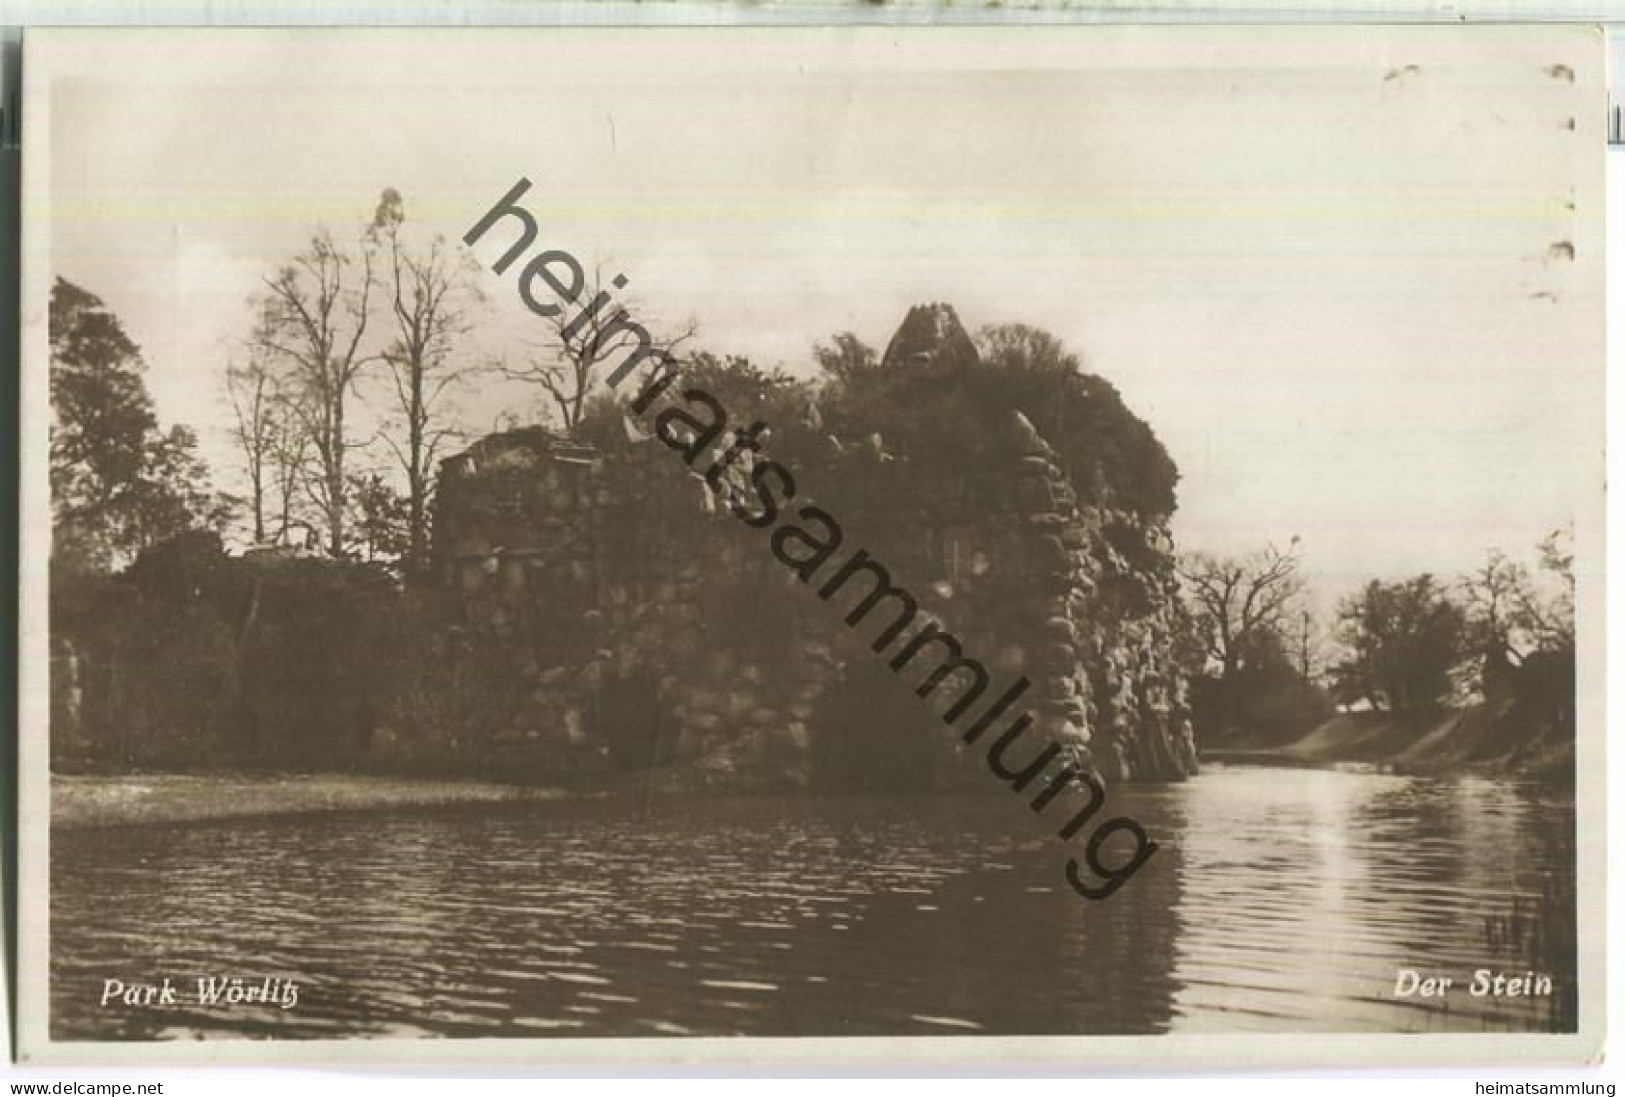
[
  {"left": 267, "top": 399, "right": 314, "bottom": 547},
  {"left": 1462, "top": 550, "right": 1533, "bottom": 658},
  {"left": 225, "top": 353, "right": 279, "bottom": 544},
  {"left": 251, "top": 228, "right": 377, "bottom": 557},
  {"left": 501, "top": 257, "right": 696, "bottom": 433},
  {"left": 1462, "top": 527, "right": 1576, "bottom": 663},
  {"left": 1459, "top": 548, "right": 1544, "bottom": 700},
  {"left": 1178, "top": 539, "right": 1305, "bottom": 679},
  {"left": 225, "top": 348, "right": 318, "bottom": 547},
  {"left": 368, "top": 188, "right": 485, "bottom": 576},
  {"left": 1290, "top": 607, "right": 1324, "bottom": 682},
  {"left": 1523, "top": 525, "right": 1576, "bottom": 654}
]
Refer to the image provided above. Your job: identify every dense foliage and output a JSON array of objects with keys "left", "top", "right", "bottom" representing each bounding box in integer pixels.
[
  {"left": 52, "top": 532, "right": 449, "bottom": 773},
  {"left": 49, "top": 278, "right": 227, "bottom": 570},
  {"left": 815, "top": 322, "right": 1179, "bottom": 519},
  {"left": 1331, "top": 575, "right": 1468, "bottom": 712}
]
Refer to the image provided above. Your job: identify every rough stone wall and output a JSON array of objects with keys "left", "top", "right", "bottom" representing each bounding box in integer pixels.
[
  {"left": 426, "top": 429, "right": 833, "bottom": 788},
  {"left": 427, "top": 307, "right": 1198, "bottom": 789},
  {"left": 996, "top": 416, "right": 1199, "bottom": 783},
  {"left": 1075, "top": 507, "right": 1199, "bottom": 780}
]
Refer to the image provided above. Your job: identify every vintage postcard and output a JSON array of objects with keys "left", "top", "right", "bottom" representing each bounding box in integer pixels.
[{"left": 14, "top": 24, "right": 1606, "bottom": 1067}]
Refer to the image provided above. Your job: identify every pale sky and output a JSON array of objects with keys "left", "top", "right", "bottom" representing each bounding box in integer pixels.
[{"left": 29, "top": 26, "right": 1604, "bottom": 604}]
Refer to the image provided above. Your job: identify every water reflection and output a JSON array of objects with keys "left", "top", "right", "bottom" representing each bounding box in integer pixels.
[
  {"left": 51, "top": 765, "right": 1575, "bottom": 1039},
  {"left": 1144, "top": 766, "right": 1576, "bottom": 1032}
]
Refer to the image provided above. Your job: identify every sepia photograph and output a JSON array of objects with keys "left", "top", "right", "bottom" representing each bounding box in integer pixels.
[{"left": 14, "top": 24, "right": 1606, "bottom": 1065}]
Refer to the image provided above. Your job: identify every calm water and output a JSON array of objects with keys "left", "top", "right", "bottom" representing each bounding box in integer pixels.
[{"left": 51, "top": 764, "right": 1576, "bottom": 1039}]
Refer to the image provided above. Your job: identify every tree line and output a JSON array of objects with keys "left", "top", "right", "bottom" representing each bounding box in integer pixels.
[
  {"left": 46, "top": 181, "right": 1577, "bottom": 751},
  {"left": 1178, "top": 528, "right": 1576, "bottom": 745},
  {"left": 51, "top": 186, "right": 1178, "bottom": 580},
  {"left": 49, "top": 277, "right": 229, "bottom": 572},
  {"left": 50, "top": 188, "right": 708, "bottom": 578}
]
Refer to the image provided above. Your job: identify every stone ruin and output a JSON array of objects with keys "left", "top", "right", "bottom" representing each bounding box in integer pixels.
[{"left": 425, "top": 305, "right": 1200, "bottom": 791}]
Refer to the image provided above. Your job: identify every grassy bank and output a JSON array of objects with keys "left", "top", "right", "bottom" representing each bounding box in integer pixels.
[
  {"left": 52, "top": 772, "right": 571, "bottom": 830},
  {"left": 1231, "top": 701, "right": 1574, "bottom": 780}
]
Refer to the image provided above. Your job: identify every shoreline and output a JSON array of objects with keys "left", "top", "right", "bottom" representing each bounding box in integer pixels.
[
  {"left": 51, "top": 772, "right": 571, "bottom": 831},
  {"left": 53, "top": 747, "right": 1572, "bottom": 832},
  {"left": 1200, "top": 749, "right": 1573, "bottom": 783},
  {"left": 1202, "top": 703, "right": 1574, "bottom": 783}
]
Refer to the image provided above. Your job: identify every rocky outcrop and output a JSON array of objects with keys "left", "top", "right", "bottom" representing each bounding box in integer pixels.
[
  {"left": 426, "top": 305, "right": 1199, "bottom": 788},
  {"left": 881, "top": 301, "right": 981, "bottom": 372},
  {"left": 50, "top": 304, "right": 1198, "bottom": 788}
]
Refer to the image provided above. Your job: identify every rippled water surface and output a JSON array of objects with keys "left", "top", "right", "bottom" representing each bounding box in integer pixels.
[{"left": 51, "top": 764, "right": 1576, "bottom": 1039}]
